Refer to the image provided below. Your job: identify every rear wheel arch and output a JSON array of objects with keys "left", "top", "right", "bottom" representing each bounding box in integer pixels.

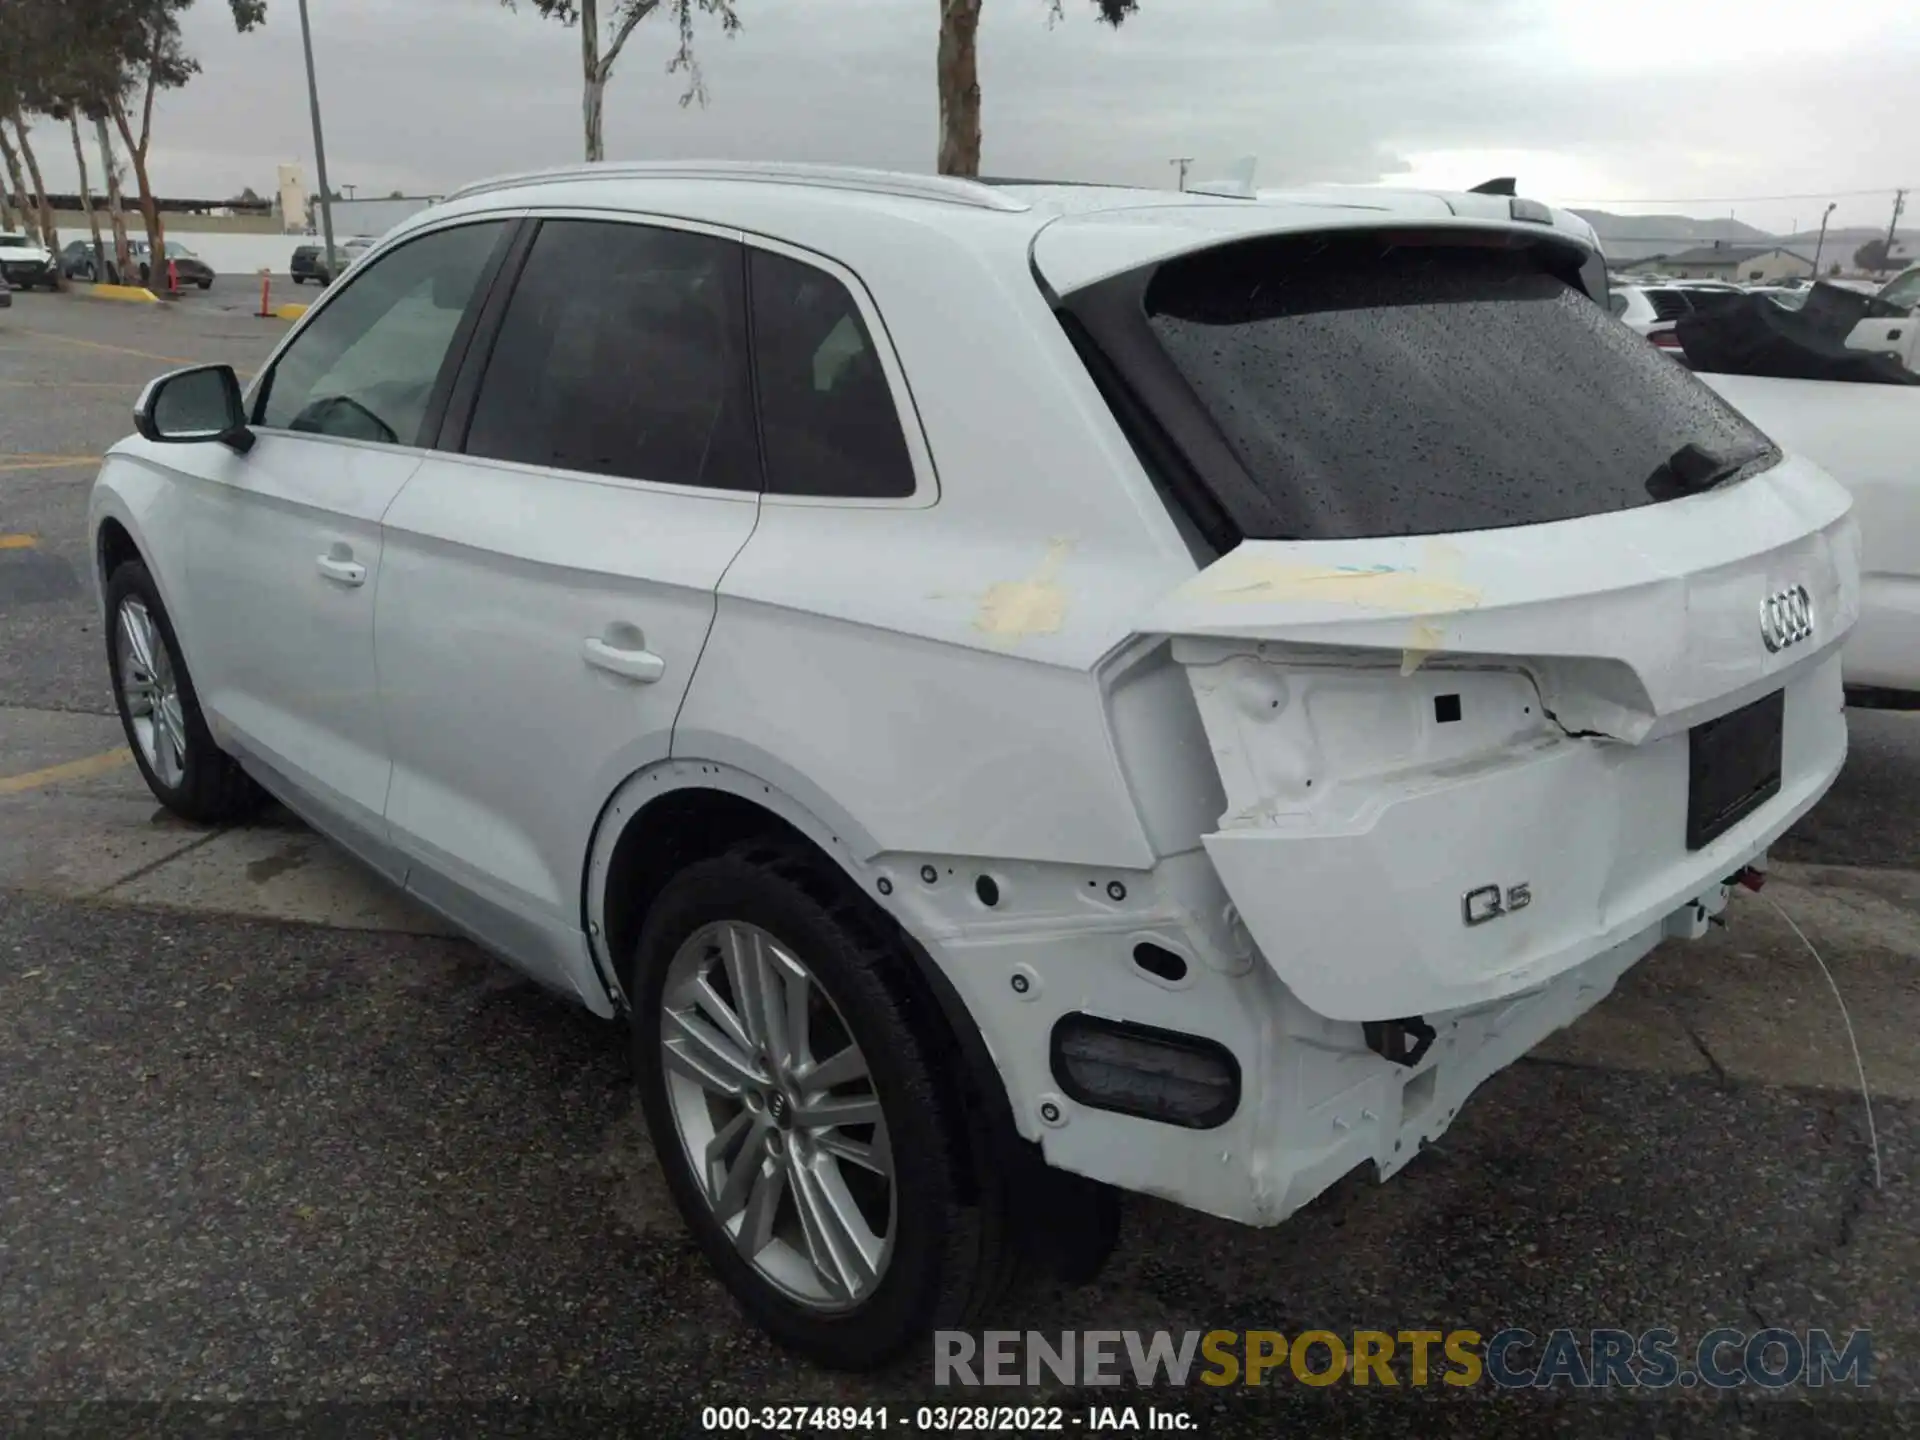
[{"left": 583, "top": 764, "right": 1019, "bottom": 1164}]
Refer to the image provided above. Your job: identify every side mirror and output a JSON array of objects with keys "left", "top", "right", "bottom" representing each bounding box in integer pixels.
[{"left": 133, "top": 364, "right": 254, "bottom": 454}]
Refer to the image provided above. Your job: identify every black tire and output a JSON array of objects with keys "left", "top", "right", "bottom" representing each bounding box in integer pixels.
[
  {"left": 104, "top": 559, "right": 265, "bottom": 825},
  {"left": 198, "top": 278, "right": 212, "bottom": 290},
  {"left": 632, "top": 842, "right": 1015, "bottom": 1370}
]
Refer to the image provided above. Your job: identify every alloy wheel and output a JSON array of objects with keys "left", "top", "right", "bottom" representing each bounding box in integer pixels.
[
  {"left": 115, "top": 597, "right": 187, "bottom": 789},
  {"left": 659, "top": 920, "right": 895, "bottom": 1311}
]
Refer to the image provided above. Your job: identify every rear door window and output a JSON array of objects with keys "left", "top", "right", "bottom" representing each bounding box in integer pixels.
[
  {"left": 1135, "top": 233, "right": 1774, "bottom": 540},
  {"left": 464, "top": 219, "right": 757, "bottom": 491}
]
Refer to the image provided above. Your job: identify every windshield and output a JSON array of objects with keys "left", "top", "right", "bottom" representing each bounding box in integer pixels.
[
  {"left": 164, "top": 241, "right": 195, "bottom": 257},
  {"left": 0, "top": 235, "right": 33, "bottom": 251},
  {"left": 1138, "top": 233, "right": 1777, "bottom": 540}
]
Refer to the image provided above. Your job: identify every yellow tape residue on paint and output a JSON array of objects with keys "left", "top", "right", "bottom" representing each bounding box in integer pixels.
[
  {"left": 0, "top": 748, "right": 132, "bottom": 796},
  {"left": 1183, "top": 545, "right": 1483, "bottom": 615},
  {"left": 1174, "top": 538, "right": 1485, "bottom": 676},
  {"left": 973, "top": 538, "right": 1073, "bottom": 639},
  {"left": 0, "top": 533, "right": 38, "bottom": 550}
]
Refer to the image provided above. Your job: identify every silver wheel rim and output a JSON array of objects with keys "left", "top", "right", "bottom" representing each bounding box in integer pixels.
[
  {"left": 660, "top": 920, "right": 895, "bottom": 1311},
  {"left": 114, "top": 597, "right": 187, "bottom": 789}
]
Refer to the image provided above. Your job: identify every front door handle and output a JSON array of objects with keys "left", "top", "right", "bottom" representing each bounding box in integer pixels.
[
  {"left": 316, "top": 554, "right": 366, "bottom": 586},
  {"left": 582, "top": 635, "right": 665, "bottom": 684}
]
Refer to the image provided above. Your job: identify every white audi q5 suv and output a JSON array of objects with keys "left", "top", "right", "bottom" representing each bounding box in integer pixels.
[{"left": 90, "top": 162, "right": 1856, "bottom": 1368}]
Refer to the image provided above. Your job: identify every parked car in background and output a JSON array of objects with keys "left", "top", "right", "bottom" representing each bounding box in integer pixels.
[
  {"left": 1700, "top": 373, "right": 1918, "bottom": 701},
  {"left": 289, "top": 236, "right": 373, "bottom": 285},
  {"left": 132, "top": 240, "right": 216, "bottom": 290},
  {"left": 1841, "top": 266, "right": 1920, "bottom": 363},
  {"left": 1610, "top": 284, "right": 1701, "bottom": 355},
  {"left": 92, "top": 164, "right": 1857, "bottom": 1367},
  {"left": 0, "top": 273, "right": 12, "bottom": 309},
  {"left": 62, "top": 238, "right": 216, "bottom": 289},
  {"left": 1683, "top": 276, "right": 1917, "bottom": 699},
  {"left": 61, "top": 239, "right": 98, "bottom": 279},
  {"left": 0, "top": 230, "right": 58, "bottom": 290}
]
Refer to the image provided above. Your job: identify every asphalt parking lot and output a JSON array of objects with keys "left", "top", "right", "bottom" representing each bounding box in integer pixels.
[{"left": 5, "top": 285, "right": 1920, "bottom": 1437}]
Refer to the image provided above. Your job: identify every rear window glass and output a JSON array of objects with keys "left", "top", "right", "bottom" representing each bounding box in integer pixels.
[{"left": 1143, "top": 235, "right": 1774, "bottom": 541}]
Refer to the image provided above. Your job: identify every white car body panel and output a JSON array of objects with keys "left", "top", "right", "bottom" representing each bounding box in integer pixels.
[
  {"left": 1699, "top": 372, "right": 1920, "bottom": 693},
  {"left": 174, "top": 430, "right": 421, "bottom": 855},
  {"left": 90, "top": 165, "right": 1860, "bottom": 1231},
  {"left": 375, "top": 455, "right": 760, "bottom": 1010}
]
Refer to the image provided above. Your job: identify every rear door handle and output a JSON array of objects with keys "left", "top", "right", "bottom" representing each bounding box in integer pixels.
[
  {"left": 582, "top": 636, "right": 665, "bottom": 684},
  {"left": 316, "top": 554, "right": 366, "bottom": 586}
]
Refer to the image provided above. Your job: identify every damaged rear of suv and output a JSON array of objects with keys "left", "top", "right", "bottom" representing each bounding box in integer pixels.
[
  {"left": 91, "top": 165, "right": 1854, "bottom": 1371},
  {"left": 650, "top": 179, "right": 1855, "bottom": 1366},
  {"left": 658, "top": 181, "right": 1854, "bottom": 1366},
  {"left": 1026, "top": 204, "right": 1854, "bottom": 1225}
]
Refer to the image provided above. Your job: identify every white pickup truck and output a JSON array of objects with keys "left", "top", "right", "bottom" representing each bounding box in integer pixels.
[{"left": 1694, "top": 266, "right": 1920, "bottom": 701}]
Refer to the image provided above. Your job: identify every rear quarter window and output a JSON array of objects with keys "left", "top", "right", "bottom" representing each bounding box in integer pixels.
[
  {"left": 1128, "top": 232, "right": 1775, "bottom": 541},
  {"left": 747, "top": 248, "right": 917, "bottom": 500}
]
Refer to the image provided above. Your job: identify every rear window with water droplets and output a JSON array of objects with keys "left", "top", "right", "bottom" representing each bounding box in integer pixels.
[{"left": 1143, "top": 234, "right": 1774, "bottom": 540}]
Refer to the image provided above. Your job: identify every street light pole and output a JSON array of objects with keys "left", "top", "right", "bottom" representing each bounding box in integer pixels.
[
  {"left": 1811, "top": 201, "right": 1836, "bottom": 283},
  {"left": 296, "top": 0, "right": 338, "bottom": 280},
  {"left": 1169, "top": 157, "right": 1192, "bottom": 192}
]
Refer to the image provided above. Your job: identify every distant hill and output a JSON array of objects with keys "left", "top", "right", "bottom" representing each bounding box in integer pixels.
[
  {"left": 1573, "top": 209, "right": 1919, "bottom": 266},
  {"left": 1571, "top": 211, "right": 1772, "bottom": 262}
]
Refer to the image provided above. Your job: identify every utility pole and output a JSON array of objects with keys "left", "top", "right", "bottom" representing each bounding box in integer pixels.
[
  {"left": 296, "top": 0, "right": 338, "bottom": 281},
  {"left": 1170, "top": 157, "right": 1192, "bottom": 192},
  {"left": 1882, "top": 189, "right": 1907, "bottom": 275},
  {"left": 1811, "top": 201, "right": 1837, "bottom": 282}
]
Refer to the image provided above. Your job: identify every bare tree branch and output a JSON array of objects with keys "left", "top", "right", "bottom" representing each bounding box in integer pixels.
[{"left": 599, "top": 0, "right": 661, "bottom": 80}]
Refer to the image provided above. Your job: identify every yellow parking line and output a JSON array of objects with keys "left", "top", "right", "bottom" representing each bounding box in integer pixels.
[
  {"left": 0, "top": 533, "right": 38, "bottom": 549},
  {"left": 0, "top": 380, "right": 143, "bottom": 389},
  {"left": 0, "top": 454, "right": 101, "bottom": 473},
  {"left": 7, "top": 328, "right": 199, "bottom": 367},
  {"left": 0, "top": 748, "right": 132, "bottom": 796}
]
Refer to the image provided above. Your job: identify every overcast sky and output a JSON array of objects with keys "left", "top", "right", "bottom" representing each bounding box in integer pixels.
[{"left": 20, "top": 0, "right": 1920, "bottom": 237}]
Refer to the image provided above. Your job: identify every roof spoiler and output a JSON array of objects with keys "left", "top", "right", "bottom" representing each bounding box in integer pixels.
[{"left": 1469, "top": 177, "right": 1518, "bottom": 196}]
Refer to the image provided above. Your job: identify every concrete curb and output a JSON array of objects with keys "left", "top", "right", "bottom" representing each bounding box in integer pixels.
[{"left": 86, "top": 283, "right": 162, "bottom": 304}]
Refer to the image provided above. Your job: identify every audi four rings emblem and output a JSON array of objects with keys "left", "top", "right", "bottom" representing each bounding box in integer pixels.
[{"left": 1759, "top": 584, "right": 1815, "bottom": 653}]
